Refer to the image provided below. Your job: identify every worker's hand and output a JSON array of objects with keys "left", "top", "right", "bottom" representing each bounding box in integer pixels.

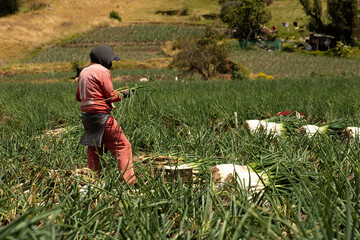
[{"left": 121, "top": 89, "right": 135, "bottom": 98}]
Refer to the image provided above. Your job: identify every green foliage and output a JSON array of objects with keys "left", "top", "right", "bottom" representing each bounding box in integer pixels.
[
  {"left": 229, "top": 47, "right": 360, "bottom": 78},
  {"left": 0, "top": 0, "right": 19, "bottom": 17},
  {"left": 298, "top": 0, "right": 324, "bottom": 33},
  {"left": 109, "top": 10, "right": 122, "bottom": 22},
  {"left": 327, "top": 0, "right": 359, "bottom": 44},
  {"left": 231, "top": 69, "right": 249, "bottom": 80},
  {"left": 23, "top": 25, "right": 204, "bottom": 63},
  {"left": 220, "top": 0, "right": 271, "bottom": 41},
  {"left": 170, "top": 27, "right": 238, "bottom": 79},
  {"left": 281, "top": 46, "right": 295, "bottom": 53},
  {"left": 299, "top": 0, "right": 359, "bottom": 45},
  {"left": 2, "top": 77, "right": 360, "bottom": 238},
  {"left": 71, "top": 60, "right": 84, "bottom": 77},
  {"left": 327, "top": 41, "right": 352, "bottom": 57}
]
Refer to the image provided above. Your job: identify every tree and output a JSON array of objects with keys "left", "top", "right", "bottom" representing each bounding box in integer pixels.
[
  {"left": 0, "top": 0, "right": 19, "bottom": 17},
  {"left": 299, "top": 0, "right": 359, "bottom": 45},
  {"left": 220, "top": 0, "right": 271, "bottom": 41},
  {"left": 327, "top": 0, "right": 358, "bottom": 44},
  {"left": 298, "top": 0, "right": 324, "bottom": 33},
  {"left": 171, "top": 27, "right": 240, "bottom": 80}
]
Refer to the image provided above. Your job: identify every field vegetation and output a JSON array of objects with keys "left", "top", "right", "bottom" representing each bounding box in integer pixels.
[
  {"left": 1, "top": 0, "right": 360, "bottom": 239},
  {"left": 24, "top": 25, "right": 205, "bottom": 64},
  {"left": 2, "top": 23, "right": 360, "bottom": 80},
  {"left": 1, "top": 77, "right": 360, "bottom": 238}
]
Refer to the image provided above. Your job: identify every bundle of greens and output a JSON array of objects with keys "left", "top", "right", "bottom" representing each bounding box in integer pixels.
[
  {"left": 97, "top": 84, "right": 154, "bottom": 103},
  {"left": 268, "top": 115, "right": 308, "bottom": 134},
  {"left": 318, "top": 119, "right": 350, "bottom": 136},
  {"left": 245, "top": 119, "right": 285, "bottom": 137},
  {"left": 345, "top": 126, "right": 360, "bottom": 140}
]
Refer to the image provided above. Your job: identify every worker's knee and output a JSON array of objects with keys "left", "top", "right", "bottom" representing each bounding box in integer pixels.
[
  {"left": 115, "top": 138, "right": 131, "bottom": 151},
  {"left": 124, "top": 139, "right": 132, "bottom": 151}
]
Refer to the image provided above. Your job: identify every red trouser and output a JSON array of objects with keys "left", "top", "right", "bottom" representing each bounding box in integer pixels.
[{"left": 87, "top": 116, "right": 135, "bottom": 184}]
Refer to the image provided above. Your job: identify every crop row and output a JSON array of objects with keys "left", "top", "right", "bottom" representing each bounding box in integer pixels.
[
  {"left": 70, "top": 24, "right": 204, "bottom": 44},
  {"left": 1, "top": 77, "right": 360, "bottom": 238},
  {"left": 24, "top": 24, "right": 204, "bottom": 64},
  {"left": 230, "top": 48, "right": 360, "bottom": 78},
  {"left": 26, "top": 44, "right": 165, "bottom": 63}
]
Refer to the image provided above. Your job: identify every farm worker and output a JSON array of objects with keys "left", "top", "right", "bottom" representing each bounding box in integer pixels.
[{"left": 76, "top": 45, "right": 135, "bottom": 184}]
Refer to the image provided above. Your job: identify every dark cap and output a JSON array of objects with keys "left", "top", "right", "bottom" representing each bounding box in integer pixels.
[{"left": 90, "top": 45, "right": 120, "bottom": 69}]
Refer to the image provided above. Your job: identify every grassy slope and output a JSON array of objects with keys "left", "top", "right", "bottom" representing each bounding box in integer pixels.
[
  {"left": 0, "top": 0, "right": 220, "bottom": 66},
  {"left": 0, "top": 0, "right": 307, "bottom": 66},
  {"left": 267, "top": 0, "right": 309, "bottom": 39}
]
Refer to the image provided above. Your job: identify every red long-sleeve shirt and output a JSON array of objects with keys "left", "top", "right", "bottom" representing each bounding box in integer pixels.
[{"left": 76, "top": 63, "right": 122, "bottom": 113}]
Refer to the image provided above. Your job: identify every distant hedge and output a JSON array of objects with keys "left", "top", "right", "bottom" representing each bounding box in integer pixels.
[{"left": 0, "top": 0, "right": 19, "bottom": 17}]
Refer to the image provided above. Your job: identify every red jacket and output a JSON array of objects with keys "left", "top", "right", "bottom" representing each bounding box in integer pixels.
[{"left": 76, "top": 63, "right": 122, "bottom": 113}]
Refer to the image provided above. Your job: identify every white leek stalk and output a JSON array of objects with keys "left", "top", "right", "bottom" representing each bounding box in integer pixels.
[
  {"left": 211, "top": 164, "right": 267, "bottom": 192},
  {"left": 345, "top": 127, "right": 360, "bottom": 139},
  {"left": 300, "top": 125, "right": 319, "bottom": 138},
  {"left": 245, "top": 120, "right": 263, "bottom": 133},
  {"left": 260, "top": 120, "right": 285, "bottom": 137}
]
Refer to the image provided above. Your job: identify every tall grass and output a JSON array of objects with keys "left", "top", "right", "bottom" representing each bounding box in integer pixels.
[
  {"left": 1, "top": 76, "right": 360, "bottom": 238},
  {"left": 230, "top": 49, "right": 360, "bottom": 78}
]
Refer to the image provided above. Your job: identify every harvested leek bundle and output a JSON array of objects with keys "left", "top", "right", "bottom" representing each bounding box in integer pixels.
[
  {"left": 300, "top": 119, "right": 349, "bottom": 138},
  {"left": 345, "top": 126, "right": 360, "bottom": 140},
  {"left": 319, "top": 119, "right": 349, "bottom": 136},
  {"left": 97, "top": 84, "right": 154, "bottom": 103},
  {"left": 268, "top": 115, "right": 307, "bottom": 134},
  {"left": 300, "top": 125, "right": 330, "bottom": 138},
  {"left": 260, "top": 120, "right": 285, "bottom": 137},
  {"left": 163, "top": 163, "right": 200, "bottom": 183},
  {"left": 300, "top": 125, "right": 320, "bottom": 138},
  {"left": 245, "top": 119, "right": 284, "bottom": 137},
  {"left": 211, "top": 164, "right": 268, "bottom": 192},
  {"left": 114, "top": 84, "right": 154, "bottom": 94},
  {"left": 244, "top": 120, "right": 264, "bottom": 133}
]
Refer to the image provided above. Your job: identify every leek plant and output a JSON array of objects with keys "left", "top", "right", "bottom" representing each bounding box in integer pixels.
[{"left": 1, "top": 76, "right": 360, "bottom": 239}]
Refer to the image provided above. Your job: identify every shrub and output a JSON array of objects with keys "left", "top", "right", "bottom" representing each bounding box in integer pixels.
[
  {"left": 220, "top": 0, "right": 271, "bottom": 41},
  {"left": 231, "top": 67, "right": 250, "bottom": 80},
  {"left": 171, "top": 27, "right": 241, "bottom": 80},
  {"left": 299, "top": 0, "right": 358, "bottom": 45},
  {"left": 0, "top": 0, "right": 19, "bottom": 17},
  {"left": 71, "top": 60, "right": 83, "bottom": 77},
  {"left": 109, "top": 10, "right": 122, "bottom": 22},
  {"left": 327, "top": 41, "right": 351, "bottom": 57},
  {"left": 281, "top": 43, "right": 296, "bottom": 52}
]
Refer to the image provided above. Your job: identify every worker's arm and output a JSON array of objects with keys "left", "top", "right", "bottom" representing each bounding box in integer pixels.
[{"left": 102, "top": 71, "right": 122, "bottom": 103}]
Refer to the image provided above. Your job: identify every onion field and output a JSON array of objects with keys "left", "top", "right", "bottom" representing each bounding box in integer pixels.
[
  {"left": 229, "top": 49, "right": 360, "bottom": 79},
  {"left": 25, "top": 25, "right": 205, "bottom": 63},
  {"left": 1, "top": 76, "right": 360, "bottom": 239}
]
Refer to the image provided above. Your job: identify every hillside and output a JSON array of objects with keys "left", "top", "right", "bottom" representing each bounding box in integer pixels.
[
  {"left": 0, "top": 0, "right": 307, "bottom": 66},
  {"left": 0, "top": 0, "right": 220, "bottom": 66}
]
